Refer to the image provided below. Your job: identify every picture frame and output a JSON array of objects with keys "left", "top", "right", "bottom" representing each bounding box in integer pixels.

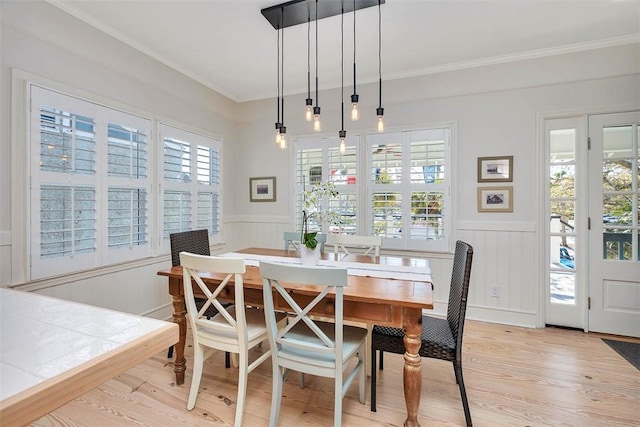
[
  {"left": 477, "top": 156, "right": 513, "bottom": 182},
  {"left": 249, "top": 176, "right": 276, "bottom": 202},
  {"left": 477, "top": 186, "right": 513, "bottom": 212}
]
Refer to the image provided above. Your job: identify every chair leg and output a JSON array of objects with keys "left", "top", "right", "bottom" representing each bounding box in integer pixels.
[
  {"left": 187, "top": 344, "right": 204, "bottom": 410},
  {"left": 334, "top": 374, "right": 343, "bottom": 427},
  {"left": 269, "top": 362, "right": 284, "bottom": 427},
  {"left": 167, "top": 345, "right": 174, "bottom": 359},
  {"left": 234, "top": 351, "right": 249, "bottom": 427},
  {"left": 370, "top": 348, "right": 377, "bottom": 412},
  {"left": 454, "top": 361, "right": 472, "bottom": 427},
  {"left": 358, "top": 343, "right": 366, "bottom": 404},
  {"left": 379, "top": 350, "right": 384, "bottom": 370},
  {"left": 225, "top": 352, "right": 231, "bottom": 368}
]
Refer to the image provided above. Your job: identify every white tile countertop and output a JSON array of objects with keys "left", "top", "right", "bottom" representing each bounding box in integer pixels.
[{"left": 0, "top": 288, "right": 178, "bottom": 426}]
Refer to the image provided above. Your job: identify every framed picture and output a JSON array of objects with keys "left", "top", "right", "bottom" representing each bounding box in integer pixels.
[
  {"left": 477, "top": 186, "right": 513, "bottom": 212},
  {"left": 249, "top": 176, "right": 276, "bottom": 202},
  {"left": 477, "top": 156, "right": 513, "bottom": 182}
]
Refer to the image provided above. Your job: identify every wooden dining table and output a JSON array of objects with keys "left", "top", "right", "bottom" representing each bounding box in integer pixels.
[{"left": 157, "top": 247, "right": 433, "bottom": 427}]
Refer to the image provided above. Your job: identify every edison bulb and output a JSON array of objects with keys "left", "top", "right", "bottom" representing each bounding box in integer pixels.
[
  {"left": 275, "top": 130, "right": 281, "bottom": 144},
  {"left": 339, "top": 138, "right": 346, "bottom": 154},
  {"left": 377, "top": 115, "right": 384, "bottom": 132},
  {"left": 313, "top": 116, "right": 321, "bottom": 131},
  {"left": 280, "top": 134, "right": 287, "bottom": 149},
  {"left": 305, "top": 105, "right": 313, "bottom": 122},
  {"left": 351, "top": 103, "right": 359, "bottom": 121}
]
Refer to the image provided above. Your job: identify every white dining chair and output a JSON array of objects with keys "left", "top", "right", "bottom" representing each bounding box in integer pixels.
[
  {"left": 180, "top": 252, "right": 286, "bottom": 427},
  {"left": 331, "top": 234, "right": 382, "bottom": 256},
  {"left": 260, "top": 261, "right": 367, "bottom": 427}
]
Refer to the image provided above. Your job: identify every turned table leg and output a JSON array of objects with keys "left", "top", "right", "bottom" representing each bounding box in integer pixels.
[
  {"left": 169, "top": 277, "right": 187, "bottom": 385},
  {"left": 402, "top": 307, "right": 422, "bottom": 427}
]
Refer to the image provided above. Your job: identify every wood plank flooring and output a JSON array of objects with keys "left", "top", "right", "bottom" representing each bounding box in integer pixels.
[{"left": 30, "top": 321, "right": 640, "bottom": 426}]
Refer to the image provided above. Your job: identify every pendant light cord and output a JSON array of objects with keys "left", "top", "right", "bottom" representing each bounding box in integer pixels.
[
  {"left": 315, "top": 0, "right": 319, "bottom": 108},
  {"left": 281, "top": 7, "right": 285, "bottom": 125},
  {"left": 307, "top": 16, "right": 311, "bottom": 100},
  {"left": 341, "top": 4, "right": 344, "bottom": 131},
  {"left": 276, "top": 24, "right": 280, "bottom": 124},
  {"left": 352, "top": 0, "right": 356, "bottom": 94},
  {"left": 378, "top": 0, "right": 382, "bottom": 108}
]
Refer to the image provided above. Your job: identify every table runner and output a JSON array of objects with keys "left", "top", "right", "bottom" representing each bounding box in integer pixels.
[{"left": 220, "top": 252, "right": 432, "bottom": 283}]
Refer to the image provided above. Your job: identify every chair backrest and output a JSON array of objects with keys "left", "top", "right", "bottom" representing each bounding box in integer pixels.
[
  {"left": 447, "top": 240, "right": 474, "bottom": 352},
  {"left": 260, "top": 261, "right": 348, "bottom": 365},
  {"left": 331, "top": 234, "right": 382, "bottom": 256},
  {"left": 180, "top": 252, "right": 247, "bottom": 340},
  {"left": 283, "top": 231, "right": 326, "bottom": 252},
  {"left": 170, "top": 229, "right": 210, "bottom": 266}
]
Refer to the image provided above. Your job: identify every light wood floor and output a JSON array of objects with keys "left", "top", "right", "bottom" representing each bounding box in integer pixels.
[{"left": 31, "top": 321, "right": 639, "bottom": 427}]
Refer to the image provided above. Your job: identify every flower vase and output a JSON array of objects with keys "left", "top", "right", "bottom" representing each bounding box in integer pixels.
[{"left": 300, "top": 245, "right": 320, "bottom": 266}]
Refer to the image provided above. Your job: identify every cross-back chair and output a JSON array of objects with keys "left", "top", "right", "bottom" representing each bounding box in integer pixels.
[
  {"left": 260, "top": 261, "right": 367, "bottom": 427},
  {"left": 168, "top": 229, "right": 230, "bottom": 365},
  {"left": 370, "top": 240, "right": 474, "bottom": 427},
  {"left": 180, "top": 252, "right": 285, "bottom": 426},
  {"left": 283, "top": 231, "right": 326, "bottom": 252},
  {"left": 331, "top": 234, "right": 382, "bottom": 257}
]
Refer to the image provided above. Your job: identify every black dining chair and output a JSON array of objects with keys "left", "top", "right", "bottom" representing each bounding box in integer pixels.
[
  {"left": 370, "top": 240, "right": 474, "bottom": 427},
  {"left": 168, "top": 229, "right": 230, "bottom": 368}
]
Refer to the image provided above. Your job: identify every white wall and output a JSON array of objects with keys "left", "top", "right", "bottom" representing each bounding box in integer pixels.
[{"left": 1, "top": 1, "right": 639, "bottom": 327}]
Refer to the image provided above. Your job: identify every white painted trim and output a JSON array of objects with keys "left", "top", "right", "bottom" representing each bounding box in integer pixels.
[
  {"left": 140, "top": 302, "right": 174, "bottom": 321},
  {"left": 382, "top": 35, "right": 640, "bottom": 87},
  {"left": 456, "top": 221, "right": 536, "bottom": 232},
  {"left": 224, "top": 215, "right": 290, "bottom": 224},
  {"left": 467, "top": 305, "right": 538, "bottom": 329},
  {"left": 0, "top": 231, "right": 10, "bottom": 246},
  {"left": 8, "top": 257, "right": 168, "bottom": 292}
]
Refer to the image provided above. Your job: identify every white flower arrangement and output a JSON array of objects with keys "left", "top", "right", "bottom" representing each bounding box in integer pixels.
[{"left": 301, "top": 181, "right": 340, "bottom": 249}]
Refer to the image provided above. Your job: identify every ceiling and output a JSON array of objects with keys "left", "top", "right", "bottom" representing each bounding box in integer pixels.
[{"left": 50, "top": 0, "right": 640, "bottom": 103}]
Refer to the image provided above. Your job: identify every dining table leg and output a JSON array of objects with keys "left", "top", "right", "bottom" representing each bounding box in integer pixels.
[
  {"left": 169, "top": 277, "right": 187, "bottom": 385},
  {"left": 402, "top": 307, "right": 423, "bottom": 427}
]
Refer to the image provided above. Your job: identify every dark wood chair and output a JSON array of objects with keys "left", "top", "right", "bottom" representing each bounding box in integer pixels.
[
  {"left": 168, "top": 230, "right": 230, "bottom": 368},
  {"left": 370, "top": 240, "right": 474, "bottom": 427}
]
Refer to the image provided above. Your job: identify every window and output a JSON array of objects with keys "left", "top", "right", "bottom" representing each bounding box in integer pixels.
[
  {"left": 28, "top": 85, "right": 222, "bottom": 280},
  {"left": 367, "top": 128, "right": 450, "bottom": 251},
  {"left": 160, "top": 124, "right": 221, "bottom": 252},
  {"left": 294, "top": 135, "right": 360, "bottom": 234},
  {"left": 294, "top": 125, "right": 452, "bottom": 252}
]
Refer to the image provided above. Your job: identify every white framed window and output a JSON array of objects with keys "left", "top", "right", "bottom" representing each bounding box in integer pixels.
[
  {"left": 159, "top": 124, "right": 222, "bottom": 253},
  {"left": 367, "top": 128, "right": 451, "bottom": 251},
  {"left": 294, "top": 135, "right": 361, "bottom": 234},
  {"left": 29, "top": 85, "right": 152, "bottom": 279},
  {"left": 293, "top": 125, "right": 452, "bottom": 252}
]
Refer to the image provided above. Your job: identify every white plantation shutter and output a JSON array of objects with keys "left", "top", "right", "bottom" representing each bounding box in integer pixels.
[
  {"left": 160, "top": 124, "right": 222, "bottom": 252},
  {"left": 295, "top": 135, "right": 361, "bottom": 234},
  {"left": 366, "top": 127, "right": 451, "bottom": 251},
  {"left": 30, "top": 85, "right": 152, "bottom": 279}
]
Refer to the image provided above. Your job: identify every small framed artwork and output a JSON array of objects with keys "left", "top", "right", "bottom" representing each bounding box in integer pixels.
[
  {"left": 477, "top": 156, "right": 513, "bottom": 182},
  {"left": 477, "top": 186, "right": 513, "bottom": 212},
  {"left": 249, "top": 176, "right": 276, "bottom": 202}
]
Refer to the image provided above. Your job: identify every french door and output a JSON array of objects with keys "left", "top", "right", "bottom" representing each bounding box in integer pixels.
[{"left": 587, "top": 111, "right": 640, "bottom": 337}]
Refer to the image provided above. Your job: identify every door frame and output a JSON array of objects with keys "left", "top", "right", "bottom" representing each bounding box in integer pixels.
[{"left": 537, "top": 105, "right": 639, "bottom": 330}]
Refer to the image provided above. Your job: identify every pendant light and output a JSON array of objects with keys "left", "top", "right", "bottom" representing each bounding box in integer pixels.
[
  {"left": 279, "top": 6, "right": 287, "bottom": 149},
  {"left": 304, "top": 15, "right": 313, "bottom": 121},
  {"left": 376, "top": 0, "right": 384, "bottom": 132},
  {"left": 312, "top": 0, "right": 321, "bottom": 131},
  {"left": 350, "top": 0, "right": 359, "bottom": 121},
  {"left": 339, "top": 3, "right": 346, "bottom": 153},
  {"left": 274, "top": 22, "right": 281, "bottom": 144}
]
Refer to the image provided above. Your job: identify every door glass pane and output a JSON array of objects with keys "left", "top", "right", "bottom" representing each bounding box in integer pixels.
[
  {"left": 549, "top": 128, "right": 577, "bottom": 306},
  {"left": 601, "top": 124, "right": 638, "bottom": 261}
]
